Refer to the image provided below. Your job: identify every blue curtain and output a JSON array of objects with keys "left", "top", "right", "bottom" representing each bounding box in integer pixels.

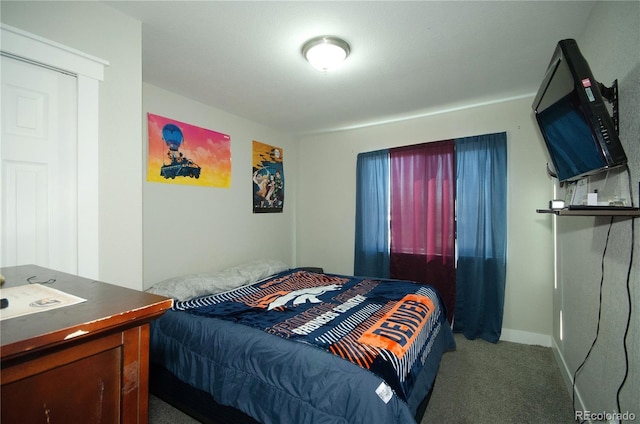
[
  {"left": 454, "top": 132, "right": 507, "bottom": 343},
  {"left": 354, "top": 150, "right": 390, "bottom": 278}
]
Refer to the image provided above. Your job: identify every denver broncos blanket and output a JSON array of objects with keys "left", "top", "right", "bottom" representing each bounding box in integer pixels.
[{"left": 174, "top": 269, "right": 449, "bottom": 401}]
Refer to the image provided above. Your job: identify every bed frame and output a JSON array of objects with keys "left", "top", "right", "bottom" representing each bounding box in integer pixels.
[
  {"left": 150, "top": 363, "right": 435, "bottom": 424},
  {"left": 150, "top": 363, "right": 257, "bottom": 424}
]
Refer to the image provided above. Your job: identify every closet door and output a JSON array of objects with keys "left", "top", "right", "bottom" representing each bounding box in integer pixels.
[{"left": 1, "top": 56, "right": 79, "bottom": 273}]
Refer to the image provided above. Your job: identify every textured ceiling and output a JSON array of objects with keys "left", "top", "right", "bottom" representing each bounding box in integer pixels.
[{"left": 104, "top": 1, "right": 595, "bottom": 136}]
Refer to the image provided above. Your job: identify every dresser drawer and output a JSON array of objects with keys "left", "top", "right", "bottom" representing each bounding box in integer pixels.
[{"left": 2, "top": 334, "right": 123, "bottom": 424}]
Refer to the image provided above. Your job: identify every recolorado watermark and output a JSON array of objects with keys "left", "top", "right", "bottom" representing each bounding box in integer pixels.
[{"left": 575, "top": 410, "right": 636, "bottom": 422}]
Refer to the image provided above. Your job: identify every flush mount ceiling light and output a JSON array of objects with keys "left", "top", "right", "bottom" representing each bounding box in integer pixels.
[{"left": 302, "top": 36, "right": 351, "bottom": 71}]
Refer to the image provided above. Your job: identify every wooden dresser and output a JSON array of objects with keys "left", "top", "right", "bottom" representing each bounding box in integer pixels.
[{"left": 0, "top": 265, "right": 173, "bottom": 423}]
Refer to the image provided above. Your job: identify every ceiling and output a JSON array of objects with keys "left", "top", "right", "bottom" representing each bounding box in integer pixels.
[{"left": 104, "top": 1, "right": 595, "bottom": 136}]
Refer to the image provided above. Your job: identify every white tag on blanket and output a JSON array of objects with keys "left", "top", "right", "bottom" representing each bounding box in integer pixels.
[{"left": 376, "top": 381, "right": 393, "bottom": 404}]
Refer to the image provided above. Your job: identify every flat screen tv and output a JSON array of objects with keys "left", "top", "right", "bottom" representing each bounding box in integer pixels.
[{"left": 532, "top": 39, "right": 627, "bottom": 182}]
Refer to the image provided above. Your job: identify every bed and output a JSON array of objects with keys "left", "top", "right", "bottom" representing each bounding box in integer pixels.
[{"left": 147, "top": 260, "right": 455, "bottom": 424}]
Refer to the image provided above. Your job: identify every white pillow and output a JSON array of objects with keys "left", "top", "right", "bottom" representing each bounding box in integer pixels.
[{"left": 146, "top": 259, "right": 288, "bottom": 301}]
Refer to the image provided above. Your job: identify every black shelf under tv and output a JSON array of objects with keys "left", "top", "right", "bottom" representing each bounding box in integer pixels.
[{"left": 536, "top": 207, "right": 640, "bottom": 217}]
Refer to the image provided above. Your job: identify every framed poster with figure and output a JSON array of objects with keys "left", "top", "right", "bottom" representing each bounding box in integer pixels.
[{"left": 252, "top": 141, "right": 284, "bottom": 213}]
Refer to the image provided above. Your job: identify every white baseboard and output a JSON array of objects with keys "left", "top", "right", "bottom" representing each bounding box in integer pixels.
[
  {"left": 500, "top": 328, "right": 552, "bottom": 347},
  {"left": 551, "top": 337, "right": 587, "bottom": 418}
]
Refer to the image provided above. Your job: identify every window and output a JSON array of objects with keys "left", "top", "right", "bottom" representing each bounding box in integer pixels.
[{"left": 354, "top": 132, "right": 507, "bottom": 342}]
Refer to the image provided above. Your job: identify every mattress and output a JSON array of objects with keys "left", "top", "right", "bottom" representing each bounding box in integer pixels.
[{"left": 150, "top": 269, "right": 455, "bottom": 424}]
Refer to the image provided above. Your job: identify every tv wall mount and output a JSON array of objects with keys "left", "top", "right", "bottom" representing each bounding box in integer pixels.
[{"left": 598, "top": 79, "right": 619, "bottom": 135}]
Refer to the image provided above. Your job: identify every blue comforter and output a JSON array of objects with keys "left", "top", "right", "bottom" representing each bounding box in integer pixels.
[{"left": 151, "top": 270, "right": 455, "bottom": 424}]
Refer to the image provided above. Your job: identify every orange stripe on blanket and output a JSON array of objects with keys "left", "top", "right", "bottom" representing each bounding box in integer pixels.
[{"left": 358, "top": 294, "right": 434, "bottom": 359}]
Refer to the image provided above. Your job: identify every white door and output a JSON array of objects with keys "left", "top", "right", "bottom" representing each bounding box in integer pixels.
[{"left": 1, "top": 55, "right": 79, "bottom": 273}]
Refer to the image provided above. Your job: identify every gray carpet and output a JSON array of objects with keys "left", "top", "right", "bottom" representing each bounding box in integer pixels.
[
  {"left": 420, "top": 334, "right": 574, "bottom": 423},
  {"left": 149, "top": 333, "right": 574, "bottom": 423},
  {"left": 150, "top": 395, "right": 199, "bottom": 424}
]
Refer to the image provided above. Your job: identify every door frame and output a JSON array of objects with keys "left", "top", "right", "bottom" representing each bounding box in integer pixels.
[{"left": 1, "top": 24, "right": 108, "bottom": 279}]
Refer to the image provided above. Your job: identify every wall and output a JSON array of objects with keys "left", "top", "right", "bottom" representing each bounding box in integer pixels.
[
  {"left": 1, "top": 3, "right": 297, "bottom": 289},
  {"left": 553, "top": 1, "right": 640, "bottom": 418},
  {"left": 142, "top": 84, "right": 297, "bottom": 287},
  {"left": 296, "top": 96, "right": 555, "bottom": 345},
  {"left": 1, "top": 1, "right": 144, "bottom": 289}
]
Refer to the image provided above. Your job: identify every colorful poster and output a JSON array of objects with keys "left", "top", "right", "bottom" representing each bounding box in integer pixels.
[
  {"left": 147, "top": 113, "right": 231, "bottom": 187},
  {"left": 252, "top": 141, "right": 284, "bottom": 213}
]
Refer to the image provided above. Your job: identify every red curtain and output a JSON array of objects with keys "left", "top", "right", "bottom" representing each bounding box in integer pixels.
[{"left": 389, "top": 140, "right": 456, "bottom": 322}]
